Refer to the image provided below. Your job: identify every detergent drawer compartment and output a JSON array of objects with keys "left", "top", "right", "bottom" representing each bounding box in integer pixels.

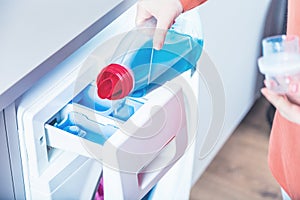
[{"left": 44, "top": 83, "right": 146, "bottom": 159}]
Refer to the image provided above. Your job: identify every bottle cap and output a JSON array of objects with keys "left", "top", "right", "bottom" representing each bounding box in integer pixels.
[{"left": 96, "top": 64, "right": 133, "bottom": 100}]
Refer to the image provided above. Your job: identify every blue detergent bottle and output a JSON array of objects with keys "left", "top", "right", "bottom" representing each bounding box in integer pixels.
[{"left": 96, "top": 9, "right": 203, "bottom": 100}]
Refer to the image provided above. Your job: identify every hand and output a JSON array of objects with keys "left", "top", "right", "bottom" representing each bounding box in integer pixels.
[
  {"left": 136, "top": 0, "right": 183, "bottom": 50},
  {"left": 261, "top": 81, "right": 300, "bottom": 125}
]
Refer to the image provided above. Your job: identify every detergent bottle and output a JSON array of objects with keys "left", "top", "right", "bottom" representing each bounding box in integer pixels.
[{"left": 96, "top": 10, "right": 203, "bottom": 100}]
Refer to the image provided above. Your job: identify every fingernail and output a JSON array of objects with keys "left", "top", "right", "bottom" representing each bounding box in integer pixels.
[
  {"left": 153, "top": 43, "right": 162, "bottom": 50},
  {"left": 153, "top": 45, "right": 160, "bottom": 50}
]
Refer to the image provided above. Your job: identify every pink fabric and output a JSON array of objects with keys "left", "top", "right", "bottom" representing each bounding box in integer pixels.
[
  {"left": 268, "top": 0, "right": 300, "bottom": 199},
  {"left": 94, "top": 177, "right": 104, "bottom": 200},
  {"left": 179, "top": 0, "right": 207, "bottom": 12}
]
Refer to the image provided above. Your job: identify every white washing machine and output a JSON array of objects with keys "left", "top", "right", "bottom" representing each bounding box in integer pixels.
[{"left": 16, "top": 5, "right": 203, "bottom": 200}]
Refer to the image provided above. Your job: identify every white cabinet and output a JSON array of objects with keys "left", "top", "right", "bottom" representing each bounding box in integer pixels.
[{"left": 0, "top": 111, "right": 15, "bottom": 198}]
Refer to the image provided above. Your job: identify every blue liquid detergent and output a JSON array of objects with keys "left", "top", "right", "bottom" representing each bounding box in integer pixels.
[
  {"left": 128, "top": 30, "right": 203, "bottom": 97},
  {"left": 79, "top": 84, "right": 120, "bottom": 114},
  {"left": 77, "top": 84, "right": 139, "bottom": 121},
  {"left": 55, "top": 111, "right": 117, "bottom": 145},
  {"left": 96, "top": 10, "right": 203, "bottom": 100}
]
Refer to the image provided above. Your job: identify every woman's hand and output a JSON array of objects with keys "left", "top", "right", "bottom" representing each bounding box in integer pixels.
[
  {"left": 261, "top": 81, "right": 300, "bottom": 125},
  {"left": 136, "top": 0, "right": 183, "bottom": 50}
]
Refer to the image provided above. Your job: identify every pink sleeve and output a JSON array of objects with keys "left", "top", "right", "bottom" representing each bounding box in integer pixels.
[
  {"left": 287, "top": 0, "right": 300, "bottom": 38},
  {"left": 179, "top": 0, "right": 207, "bottom": 12}
]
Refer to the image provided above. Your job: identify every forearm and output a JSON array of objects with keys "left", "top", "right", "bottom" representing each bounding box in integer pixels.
[{"left": 179, "top": 0, "right": 207, "bottom": 12}]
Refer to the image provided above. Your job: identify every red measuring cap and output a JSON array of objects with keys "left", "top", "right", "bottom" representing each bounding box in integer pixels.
[{"left": 96, "top": 64, "right": 134, "bottom": 100}]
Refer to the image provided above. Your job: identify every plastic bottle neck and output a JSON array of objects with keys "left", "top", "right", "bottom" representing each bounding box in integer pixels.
[{"left": 96, "top": 64, "right": 133, "bottom": 100}]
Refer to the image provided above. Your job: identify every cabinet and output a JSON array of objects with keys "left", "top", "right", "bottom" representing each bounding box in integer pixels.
[{"left": 0, "top": 111, "right": 15, "bottom": 198}]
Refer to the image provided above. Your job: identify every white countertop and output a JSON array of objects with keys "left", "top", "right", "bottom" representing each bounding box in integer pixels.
[{"left": 0, "top": 0, "right": 136, "bottom": 110}]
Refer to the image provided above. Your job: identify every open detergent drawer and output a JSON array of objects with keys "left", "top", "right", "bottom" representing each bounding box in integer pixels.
[
  {"left": 17, "top": 57, "right": 189, "bottom": 200},
  {"left": 49, "top": 82, "right": 188, "bottom": 200}
]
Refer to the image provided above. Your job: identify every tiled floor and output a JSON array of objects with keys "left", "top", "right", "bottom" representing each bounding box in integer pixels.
[{"left": 189, "top": 97, "right": 282, "bottom": 200}]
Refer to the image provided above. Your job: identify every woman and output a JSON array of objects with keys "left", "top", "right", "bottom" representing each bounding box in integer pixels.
[{"left": 262, "top": 0, "right": 300, "bottom": 199}]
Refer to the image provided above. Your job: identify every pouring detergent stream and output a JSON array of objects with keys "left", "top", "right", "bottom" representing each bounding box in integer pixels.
[{"left": 96, "top": 10, "right": 204, "bottom": 100}]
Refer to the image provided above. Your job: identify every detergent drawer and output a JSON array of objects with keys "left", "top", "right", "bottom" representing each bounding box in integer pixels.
[{"left": 50, "top": 82, "right": 188, "bottom": 200}]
